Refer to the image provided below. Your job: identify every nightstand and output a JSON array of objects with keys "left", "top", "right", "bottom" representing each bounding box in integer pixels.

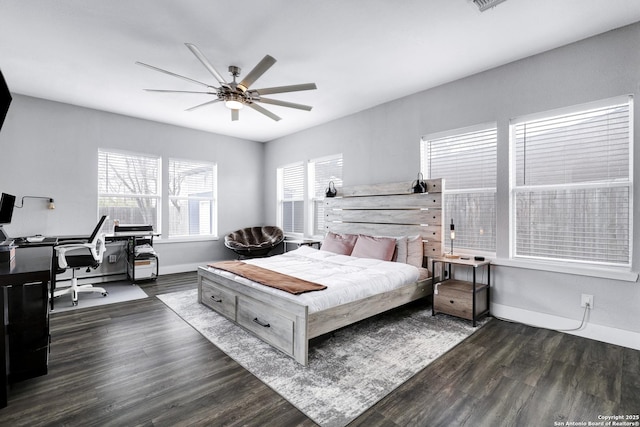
[
  {"left": 283, "top": 238, "right": 322, "bottom": 252},
  {"left": 431, "top": 256, "right": 490, "bottom": 326}
]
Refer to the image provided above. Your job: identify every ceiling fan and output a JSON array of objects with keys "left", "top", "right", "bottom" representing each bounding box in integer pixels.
[{"left": 136, "top": 43, "right": 317, "bottom": 122}]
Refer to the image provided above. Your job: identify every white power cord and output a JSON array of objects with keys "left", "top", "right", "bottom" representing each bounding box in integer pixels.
[{"left": 493, "top": 302, "right": 591, "bottom": 333}]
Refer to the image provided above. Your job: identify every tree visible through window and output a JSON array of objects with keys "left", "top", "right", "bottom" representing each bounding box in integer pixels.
[{"left": 98, "top": 149, "right": 160, "bottom": 232}]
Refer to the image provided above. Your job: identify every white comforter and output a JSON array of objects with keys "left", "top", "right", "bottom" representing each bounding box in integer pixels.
[{"left": 206, "top": 246, "right": 422, "bottom": 313}]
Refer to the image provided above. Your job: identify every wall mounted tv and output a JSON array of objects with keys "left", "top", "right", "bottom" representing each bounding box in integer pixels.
[{"left": 0, "top": 68, "right": 12, "bottom": 133}]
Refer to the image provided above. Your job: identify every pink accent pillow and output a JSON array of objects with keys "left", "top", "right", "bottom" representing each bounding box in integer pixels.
[
  {"left": 351, "top": 235, "right": 397, "bottom": 261},
  {"left": 321, "top": 232, "right": 358, "bottom": 255}
]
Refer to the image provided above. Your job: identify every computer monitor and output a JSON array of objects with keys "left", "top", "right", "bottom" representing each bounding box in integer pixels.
[
  {"left": 0, "top": 192, "right": 15, "bottom": 241},
  {"left": 0, "top": 193, "right": 15, "bottom": 225}
]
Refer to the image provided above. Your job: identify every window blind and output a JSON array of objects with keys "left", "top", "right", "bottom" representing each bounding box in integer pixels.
[
  {"left": 512, "top": 96, "right": 632, "bottom": 265},
  {"left": 98, "top": 149, "right": 161, "bottom": 232},
  {"left": 168, "top": 159, "right": 217, "bottom": 237},
  {"left": 310, "top": 155, "right": 343, "bottom": 235},
  {"left": 421, "top": 126, "right": 497, "bottom": 252},
  {"left": 280, "top": 163, "right": 305, "bottom": 234}
]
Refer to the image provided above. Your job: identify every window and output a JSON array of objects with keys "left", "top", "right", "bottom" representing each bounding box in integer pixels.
[
  {"left": 421, "top": 125, "right": 497, "bottom": 253},
  {"left": 98, "top": 149, "right": 161, "bottom": 232},
  {"left": 309, "top": 154, "right": 343, "bottom": 235},
  {"left": 511, "top": 95, "right": 632, "bottom": 266},
  {"left": 277, "top": 155, "right": 343, "bottom": 236},
  {"left": 277, "top": 162, "right": 305, "bottom": 235},
  {"left": 168, "top": 158, "right": 217, "bottom": 238}
]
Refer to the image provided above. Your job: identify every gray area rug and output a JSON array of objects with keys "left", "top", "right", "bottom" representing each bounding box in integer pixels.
[
  {"left": 51, "top": 281, "right": 148, "bottom": 313},
  {"left": 158, "top": 289, "right": 488, "bottom": 427}
]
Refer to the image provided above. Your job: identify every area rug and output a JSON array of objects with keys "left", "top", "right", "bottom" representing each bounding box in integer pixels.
[
  {"left": 51, "top": 281, "right": 148, "bottom": 313},
  {"left": 158, "top": 289, "right": 488, "bottom": 427}
]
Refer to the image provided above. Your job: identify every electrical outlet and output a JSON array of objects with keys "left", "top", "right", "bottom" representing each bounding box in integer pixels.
[
  {"left": 581, "top": 294, "right": 594, "bottom": 309},
  {"left": 108, "top": 254, "right": 117, "bottom": 263}
]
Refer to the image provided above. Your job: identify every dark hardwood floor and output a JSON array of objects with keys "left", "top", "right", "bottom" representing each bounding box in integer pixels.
[{"left": 2, "top": 272, "right": 638, "bottom": 426}]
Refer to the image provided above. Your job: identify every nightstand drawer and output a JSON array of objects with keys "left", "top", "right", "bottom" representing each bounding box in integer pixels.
[
  {"left": 434, "top": 280, "right": 488, "bottom": 321},
  {"left": 199, "top": 277, "right": 237, "bottom": 321}
]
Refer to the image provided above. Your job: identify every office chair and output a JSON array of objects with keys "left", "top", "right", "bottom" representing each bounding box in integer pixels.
[{"left": 53, "top": 215, "right": 109, "bottom": 306}]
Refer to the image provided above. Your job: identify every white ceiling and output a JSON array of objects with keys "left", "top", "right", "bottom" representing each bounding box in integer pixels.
[{"left": 1, "top": 0, "right": 639, "bottom": 142}]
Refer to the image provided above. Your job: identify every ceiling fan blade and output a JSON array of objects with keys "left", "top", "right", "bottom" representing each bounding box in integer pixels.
[
  {"left": 237, "top": 55, "right": 276, "bottom": 92},
  {"left": 185, "top": 43, "right": 228, "bottom": 86},
  {"left": 252, "top": 83, "right": 317, "bottom": 95},
  {"left": 185, "top": 99, "right": 222, "bottom": 112},
  {"left": 247, "top": 102, "right": 281, "bottom": 121},
  {"left": 136, "top": 61, "right": 213, "bottom": 88},
  {"left": 144, "top": 89, "right": 216, "bottom": 94},
  {"left": 257, "top": 97, "right": 313, "bottom": 111},
  {"left": 231, "top": 109, "right": 239, "bottom": 121}
]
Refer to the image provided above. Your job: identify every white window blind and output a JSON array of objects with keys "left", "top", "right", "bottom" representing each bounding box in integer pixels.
[
  {"left": 278, "top": 162, "right": 305, "bottom": 234},
  {"left": 168, "top": 159, "right": 217, "bottom": 238},
  {"left": 512, "top": 96, "right": 632, "bottom": 265},
  {"left": 98, "top": 149, "right": 161, "bottom": 233},
  {"left": 309, "top": 154, "right": 343, "bottom": 235},
  {"left": 421, "top": 125, "right": 497, "bottom": 252}
]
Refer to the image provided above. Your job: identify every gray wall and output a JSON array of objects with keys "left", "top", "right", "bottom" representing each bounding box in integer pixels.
[
  {"left": 0, "top": 95, "right": 264, "bottom": 271},
  {"left": 1, "top": 22, "right": 638, "bottom": 347},
  {"left": 264, "top": 23, "right": 640, "bottom": 343}
]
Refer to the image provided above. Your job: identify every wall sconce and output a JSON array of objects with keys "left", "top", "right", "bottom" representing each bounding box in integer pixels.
[
  {"left": 445, "top": 218, "right": 459, "bottom": 259},
  {"left": 15, "top": 196, "right": 56, "bottom": 210},
  {"left": 411, "top": 172, "right": 427, "bottom": 193},
  {"left": 325, "top": 181, "right": 337, "bottom": 198}
]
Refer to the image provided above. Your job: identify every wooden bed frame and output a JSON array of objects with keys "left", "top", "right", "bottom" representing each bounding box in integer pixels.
[{"left": 197, "top": 179, "right": 443, "bottom": 366}]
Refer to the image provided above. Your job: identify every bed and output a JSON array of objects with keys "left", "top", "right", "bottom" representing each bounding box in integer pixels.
[{"left": 197, "top": 179, "right": 443, "bottom": 365}]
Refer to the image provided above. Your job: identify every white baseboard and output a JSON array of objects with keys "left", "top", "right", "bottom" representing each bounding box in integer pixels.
[
  {"left": 491, "top": 303, "right": 640, "bottom": 351},
  {"left": 159, "top": 262, "right": 203, "bottom": 276}
]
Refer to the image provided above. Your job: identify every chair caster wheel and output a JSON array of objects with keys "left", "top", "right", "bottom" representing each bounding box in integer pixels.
[
  {"left": 102, "top": 292, "right": 108, "bottom": 297},
  {"left": 72, "top": 301, "right": 78, "bottom": 306}
]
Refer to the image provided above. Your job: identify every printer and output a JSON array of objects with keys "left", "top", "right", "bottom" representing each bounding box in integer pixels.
[{"left": 113, "top": 224, "right": 154, "bottom": 236}]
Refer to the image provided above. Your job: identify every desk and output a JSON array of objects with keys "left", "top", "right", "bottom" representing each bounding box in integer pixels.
[
  {"left": 109, "top": 232, "right": 159, "bottom": 282},
  {"left": 0, "top": 246, "right": 52, "bottom": 408}
]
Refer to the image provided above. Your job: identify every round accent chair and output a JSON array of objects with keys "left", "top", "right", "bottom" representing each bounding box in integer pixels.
[{"left": 224, "top": 226, "right": 284, "bottom": 258}]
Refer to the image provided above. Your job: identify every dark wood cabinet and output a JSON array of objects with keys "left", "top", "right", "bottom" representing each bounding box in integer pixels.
[
  {"left": 0, "top": 246, "right": 52, "bottom": 408},
  {"left": 7, "top": 280, "right": 49, "bottom": 382}
]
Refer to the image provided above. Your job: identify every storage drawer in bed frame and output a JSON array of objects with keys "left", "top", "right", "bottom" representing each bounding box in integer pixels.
[
  {"left": 237, "top": 297, "right": 294, "bottom": 355},
  {"left": 199, "top": 276, "right": 237, "bottom": 321}
]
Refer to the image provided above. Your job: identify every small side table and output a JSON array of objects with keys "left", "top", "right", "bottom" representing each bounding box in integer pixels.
[
  {"left": 283, "top": 238, "right": 322, "bottom": 252},
  {"left": 431, "top": 256, "right": 490, "bottom": 327}
]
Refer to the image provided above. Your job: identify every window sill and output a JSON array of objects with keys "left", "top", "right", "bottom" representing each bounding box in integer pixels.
[
  {"left": 154, "top": 236, "right": 219, "bottom": 244},
  {"left": 492, "top": 258, "right": 638, "bottom": 282}
]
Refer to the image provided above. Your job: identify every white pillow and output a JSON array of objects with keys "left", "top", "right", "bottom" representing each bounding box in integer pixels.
[{"left": 406, "top": 235, "right": 423, "bottom": 268}]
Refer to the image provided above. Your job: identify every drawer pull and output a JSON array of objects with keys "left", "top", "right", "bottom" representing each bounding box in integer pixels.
[
  {"left": 253, "top": 317, "right": 270, "bottom": 328},
  {"left": 210, "top": 295, "right": 222, "bottom": 303},
  {"left": 450, "top": 300, "right": 455, "bottom": 304}
]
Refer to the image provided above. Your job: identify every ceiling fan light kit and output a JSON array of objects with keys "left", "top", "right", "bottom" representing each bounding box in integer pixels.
[{"left": 137, "top": 43, "right": 317, "bottom": 122}]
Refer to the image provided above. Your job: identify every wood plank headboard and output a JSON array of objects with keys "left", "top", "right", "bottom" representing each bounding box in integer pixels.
[{"left": 324, "top": 179, "right": 444, "bottom": 262}]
